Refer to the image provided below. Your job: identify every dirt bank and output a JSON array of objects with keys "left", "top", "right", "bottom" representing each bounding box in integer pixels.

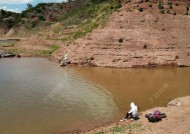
[
  {"left": 86, "top": 96, "right": 190, "bottom": 134},
  {"left": 54, "top": 1, "right": 190, "bottom": 68}
]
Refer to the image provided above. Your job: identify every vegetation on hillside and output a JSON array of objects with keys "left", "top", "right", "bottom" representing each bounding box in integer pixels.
[
  {"left": 0, "top": 9, "right": 21, "bottom": 28},
  {"left": 58, "top": 0, "right": 122, "bottom": 42}
]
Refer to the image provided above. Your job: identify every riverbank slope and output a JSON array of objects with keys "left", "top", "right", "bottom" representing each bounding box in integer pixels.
[
  {"left": 86, "top": 96, "right": 190, "bottom": 134},
  {"left": 54, "top": 1, "right": 190, "bottom": 68}
]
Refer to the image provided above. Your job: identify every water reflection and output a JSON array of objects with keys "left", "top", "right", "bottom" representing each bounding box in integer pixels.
[{"left": 0, "top": 58, "right": 117, "bottom": 134}]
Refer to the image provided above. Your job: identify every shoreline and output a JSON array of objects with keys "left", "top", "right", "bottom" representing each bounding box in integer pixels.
[
  {"left": 0, "top": 37, "right": 190, "bottom": 68},
  {"left": 84, "top": 96, "right": 190, "bottom": 134},
  {"left": 0, "top": 56, "right": 189, "bottom": 133}
]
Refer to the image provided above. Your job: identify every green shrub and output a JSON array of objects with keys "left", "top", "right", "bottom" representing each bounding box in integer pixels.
[
  {"left": 167, "top": 1, "right": 172, "bottom": 6},
  {"left": 158, "top": 2, "right": 164, "bottom": 10},
  {"left": 115, "top": 2, "right": 122, "bottom": 9},
  {"left": 94, "top": 131, "right": 105, "bottom": 134},
  {"left": 169, "top": 4, "right": 173, "bottom": 9},
  {"left": 125, "top": 0, "right": 131, "bottom": 3},
  {"left": 149, "top": 4, "right": 152, "bottom": 7},
  {"left": 173, "top": 11, "right": 177, "bottom": 15},
  {"left": 160, "top": 9, "right": 164, "bottom": 14}
]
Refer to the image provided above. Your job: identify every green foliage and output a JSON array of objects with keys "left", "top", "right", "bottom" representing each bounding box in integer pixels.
[
  {"left": 59, "top": 0, "right": 120, "bottom": 42},
  {"left": 110, "top": 124, "right": 127, "bottom": 133},
  {"left": 48, "top": 45, "right": 60, "bottom": 52},
  {"left": 0, "top": 10, "right": 21, "bottom": 28},
  {"left": 6, "top": 49, "right": 17, "bottom": 54},
  {"left": 126, "top": 123, "right": 142, "bottom": 130},
  {"left": 169, "top": 4, "right": 173, "bottom": 9},
  {"left": 53, "top": 26, "right": 62, "bottom": 33},
  {"left": 91, "top": 0, "right": 106, "bottom": 4},
  {"left": 167, "top": 1, "right": 172, "bottom": 6},
  {"left": 38, "top": 15, "right": 45, "bottom": 21},
  {"left": 173, "top": 11, "right": 177, "bottom": 15},
  {"left": 26, "top": 3, "right": 33, "bottom": 10},
  {"left": 94, "top": 131, "right": 105, "bottom": 134},
  {"left": 125, "top": 0, "right": 131, "bottom": 4},
  {"left": 41, "top": 44, "right": 60, "bottom": 56},
  {"left": 160, "top": 9, "right": 164, "bottom": 14},
  {"left": 158, "top": 2, "right": 164, "bottom": 10}
]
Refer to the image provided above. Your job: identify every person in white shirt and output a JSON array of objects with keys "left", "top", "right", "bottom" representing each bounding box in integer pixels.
[{"left": 125, "top": 102, "right": 139, "bottom": 120}]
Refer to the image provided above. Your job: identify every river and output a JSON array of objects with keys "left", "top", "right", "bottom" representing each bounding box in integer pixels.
[{"left": 0, "top": 58, "right": 190, "bottom": 134}]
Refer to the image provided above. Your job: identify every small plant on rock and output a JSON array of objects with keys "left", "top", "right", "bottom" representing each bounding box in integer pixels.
[{"left": 173, "top": 11, "right": 177, "bottom": 15}]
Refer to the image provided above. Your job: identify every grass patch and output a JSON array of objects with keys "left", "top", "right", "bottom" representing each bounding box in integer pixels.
[
  {"left": 0, "top": 43, "right": 14, "bottom": 47},
  {"left": 94, "top": 131, "right": 106, "bottom": 134},
  {"left": 59, "top": 0, "right": 121, "bottom": 42},
  {"left": 6, "top": 48, "right": 17, "bottom": 54},
  {"left": 3, "top": 44, "right": 60, "bottom": 57},
  {"left": 53, "top": 26, "right": 62, "bottom": 33},
  {"left": 110, "top": 124, "right": 127, "bottom": 133},
  {"left": 126, "top": 123, "right": 142, "bottom": 131},
  {"left": 41, "top": 44, "right": 60, "bottom": 56}
]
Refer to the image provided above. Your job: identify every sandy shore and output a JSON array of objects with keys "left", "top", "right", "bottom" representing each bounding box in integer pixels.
[{"left": 85, "top": 96, "right": 190, "bottom": 134}]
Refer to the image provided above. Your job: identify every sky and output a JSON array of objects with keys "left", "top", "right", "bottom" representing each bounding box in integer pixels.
[{"left": 0, "top": 0, "right": 66, "bottom": 13}]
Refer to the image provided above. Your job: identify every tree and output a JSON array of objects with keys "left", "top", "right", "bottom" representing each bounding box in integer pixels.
[{"left": 26, "top": 3, "right": 33, "bottom": 10}]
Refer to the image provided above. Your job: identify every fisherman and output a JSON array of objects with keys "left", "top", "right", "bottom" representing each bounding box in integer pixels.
[
  {"left": 124, "top": 102, "right": 139, "bottom": 120},
  {"left": 64, "top": 54, "right": 68, "bottom": 61},
  {"left": 60, "top": 54, "right": 69, "bottom": 66}
]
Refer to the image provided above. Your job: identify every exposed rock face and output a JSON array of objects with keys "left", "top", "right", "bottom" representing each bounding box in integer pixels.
[{"left": 56, "top": 2, "right": 190, "bottom": 68}]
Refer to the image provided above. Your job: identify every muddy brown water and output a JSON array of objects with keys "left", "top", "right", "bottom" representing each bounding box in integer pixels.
[{"left": 0, "top": 58, "right": 190, "bottom": 134}]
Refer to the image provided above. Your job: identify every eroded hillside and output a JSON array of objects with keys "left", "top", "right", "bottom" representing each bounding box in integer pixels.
[{"left": 55, "top": 0, "right": 190, "bottom": 67}]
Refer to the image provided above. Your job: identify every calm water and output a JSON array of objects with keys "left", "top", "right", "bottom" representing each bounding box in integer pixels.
[{"left": 0, "top": 58, "right": 190, "bottom": 134}]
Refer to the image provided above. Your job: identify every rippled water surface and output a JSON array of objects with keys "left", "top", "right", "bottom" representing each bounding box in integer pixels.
[{"left": 0, "top": 58, "right": 190, "bottom": 134}]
